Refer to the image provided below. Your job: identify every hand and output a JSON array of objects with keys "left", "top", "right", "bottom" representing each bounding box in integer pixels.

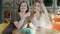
[
  {"left": 19, "top": 12, "right": 30, "bottom": 19},
  {"left": 25, "top": 12, "right": 30, "bottom": 17},
  {"left": 36, "top": 27, "right": 41, "bottom": 31}
]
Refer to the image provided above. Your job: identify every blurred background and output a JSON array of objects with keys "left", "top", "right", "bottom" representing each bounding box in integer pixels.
[
  {"left": 0, "top": 0, "right": 60, "bottom": 23},
  {"left": 0, "top": 0, "right": 60, "bottom": 34}
]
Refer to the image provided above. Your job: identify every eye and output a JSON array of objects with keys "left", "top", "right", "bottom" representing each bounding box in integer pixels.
[
  {"left": 20, "top": 4, "right": 23, "bottom": 7},
  {"left": 34, "top": 3, "right": 40, "bottom": 7}
]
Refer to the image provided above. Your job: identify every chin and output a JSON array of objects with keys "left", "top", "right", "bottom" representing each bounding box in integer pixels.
[
  {"left": 34, "top": 10, "right": 37, "bottom": 12},
  {"left": 23, "top": 10, "right": 25, "bottom": 11}
]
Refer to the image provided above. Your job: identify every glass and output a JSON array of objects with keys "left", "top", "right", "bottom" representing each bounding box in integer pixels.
[
  {"left": 43, "top": 0, "right": 53, "bottom": 7},
  {"left": 57, "top": 0, "right": 60, "bottom": 6},
  {"left": 29, "top": 0, "right": 35, "bottom": 6}
]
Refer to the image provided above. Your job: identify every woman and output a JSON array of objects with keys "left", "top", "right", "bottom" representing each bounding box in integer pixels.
[
  {"left": 28, "top": 1, "right": 52, "bottom": 34},
  {"left": 3, "top": 1, "right": 30, "bottom": 34}
]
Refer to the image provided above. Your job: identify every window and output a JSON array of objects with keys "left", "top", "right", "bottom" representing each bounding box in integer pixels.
[
  {"left": 43, "top": 0, "right": 53, "bottom": 7},
  {"left": 29, "top": 0, "right": 35, "bottom": 6},
  {"left": 57, "top": 0, "right": 60, "bottom": 6}
]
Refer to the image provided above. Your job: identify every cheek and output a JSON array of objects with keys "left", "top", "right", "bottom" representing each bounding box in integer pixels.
[
  {"left": 33, "top": 7, "right": 37, "bottom": 10},
  {"left": 20, "top": 7, "right": 22, "bottom": 10},
  {"left": 38, "top": 7, "right": 40, "bottom": 11},
  {"left": 20, "top": 8, "right": 21, "bottom": 11},
  {"left": 25, "top": 7, "right": 27, "bottom": 10}
]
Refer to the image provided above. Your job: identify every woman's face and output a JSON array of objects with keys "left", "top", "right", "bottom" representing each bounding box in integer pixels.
[
  {"left": 20, "top": 3, "right": 27, "bottom": 13},
  {"left": 33, "top": 2, "right": 41, "bottom": 13}
]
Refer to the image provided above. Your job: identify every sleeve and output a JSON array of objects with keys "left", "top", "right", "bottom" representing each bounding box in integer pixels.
[{"left": 9, "top": 12, "right": 19, "bottom": 28}]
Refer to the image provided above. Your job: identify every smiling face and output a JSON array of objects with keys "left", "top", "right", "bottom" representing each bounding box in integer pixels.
[
  {"left": 33, "top": 2, "right": 41, "bottom": 13},
  {"left": 20, "top": 3, "right": 27, "bottom": 13}
]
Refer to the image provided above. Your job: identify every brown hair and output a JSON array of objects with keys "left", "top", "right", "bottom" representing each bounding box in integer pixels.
[
  {"left": 18, "top": 1, "right": 29, "bottom": 13},
  {"left": 28, "top": 10, "right": 36, "bottom": 22}
]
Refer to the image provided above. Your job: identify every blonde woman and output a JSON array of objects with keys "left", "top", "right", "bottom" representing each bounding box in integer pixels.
[{"left": 28, "top": 1, "right": 52, "bottom": 34}]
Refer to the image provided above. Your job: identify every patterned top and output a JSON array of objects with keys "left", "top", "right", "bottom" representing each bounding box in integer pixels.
[{"left": 9, "top": 12, "right": 28, "bottom": 29}]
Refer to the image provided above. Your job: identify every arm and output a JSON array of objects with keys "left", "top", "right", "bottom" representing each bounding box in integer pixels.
[
  {"left": 14, "top": 18, "right": 26, "bottom": 29},
  {"left": 14, "top": 12, "right": 30, "bottom": 29}
]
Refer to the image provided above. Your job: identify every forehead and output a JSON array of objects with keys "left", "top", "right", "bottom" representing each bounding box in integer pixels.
[
  {"left": 21, "top": 3, "right": 27, "bottom": 5},
  {"left": 34, "top": 2, "right": 40, "bottom": 5}
]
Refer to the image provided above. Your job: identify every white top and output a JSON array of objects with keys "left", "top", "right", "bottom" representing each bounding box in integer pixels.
[{"left": 30, "top": 13, "right": 52, "bottom": 29}]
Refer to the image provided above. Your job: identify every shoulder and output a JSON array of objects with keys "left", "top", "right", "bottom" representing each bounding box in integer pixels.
[{"left": 26, "top": 12, "right": 31, "bottom": 17}]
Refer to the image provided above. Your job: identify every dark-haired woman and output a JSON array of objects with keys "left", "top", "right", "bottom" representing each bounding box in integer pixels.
[{"left": 3, "top": 1, "right": 30, "bottom": 34}]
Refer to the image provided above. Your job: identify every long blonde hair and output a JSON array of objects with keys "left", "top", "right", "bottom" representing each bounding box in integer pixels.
[{"left": 28, "top": 0, "right": 44, "bottom": 22}]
